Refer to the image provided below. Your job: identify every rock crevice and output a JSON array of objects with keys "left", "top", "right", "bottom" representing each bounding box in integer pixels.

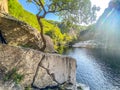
[
  {"left": 39, "top": 65, "right": 59, "bottom": 84},
  {"left": 31, "top": 55, "right": 45, "bottom": 87},
  {"left": 0, "top": 44, "right": 76, "bottom": 89}
]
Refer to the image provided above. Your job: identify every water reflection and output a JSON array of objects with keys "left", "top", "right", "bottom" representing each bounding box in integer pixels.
[{"left": 64, "top": 48, "right": 120, "bottom": 90}]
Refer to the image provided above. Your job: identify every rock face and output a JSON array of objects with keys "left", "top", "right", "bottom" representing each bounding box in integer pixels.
[
  {"left": 0, "top": 44, "right": 76, "bottom": 89},
  {"left": 0, "top": 13, "right": 55, "bottom": 52},
  {"left": 0, "top": 0, "right": 8, "bottom": 13},
  {"left": 0, "top": 81, "right": 24, "bottom": 90}
]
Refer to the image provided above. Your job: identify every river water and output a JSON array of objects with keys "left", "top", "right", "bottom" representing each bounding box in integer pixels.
[{"left": 64, "top": 48, "right": 120, "bottom": 90}]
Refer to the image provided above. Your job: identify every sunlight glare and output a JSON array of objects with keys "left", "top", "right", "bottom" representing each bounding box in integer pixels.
[{"left": 91, "top": 0, "right": 110, "bottom": 19}]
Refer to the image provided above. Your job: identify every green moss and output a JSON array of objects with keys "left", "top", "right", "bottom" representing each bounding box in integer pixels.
[{"left": 4, "top": 68, "right": 24, "bottom": 84}]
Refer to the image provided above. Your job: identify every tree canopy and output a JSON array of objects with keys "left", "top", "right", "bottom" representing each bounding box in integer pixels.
[
  {"left": 27, "top": 0, "right": 99, "bottom": 24},
  {"left": 26, "top": 0, "right": 99, "bottom": 51}
]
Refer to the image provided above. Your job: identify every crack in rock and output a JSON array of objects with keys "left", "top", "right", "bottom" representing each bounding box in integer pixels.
[
  {"left": 31, "top": 54, "right": 59, "bottom": 89},
  {"left": 39, "top": 65, "right": 59, "bottom": 84},
  {"left": 31, "top": 55, "right": 45, "bottom": 87}
]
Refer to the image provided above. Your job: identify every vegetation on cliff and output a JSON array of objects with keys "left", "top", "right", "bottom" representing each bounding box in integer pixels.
[
  {"left": 4, "top": 68, "right": 24, "bottom": 84},
  {"left": 8, "top": 0, "right": 98, "bottom": 53},
  {"left": 26, "top": 0, "right": 97, "bottom": 51},
  {"left": 8, "top": 0, "right": 73, "bottom": 53}
]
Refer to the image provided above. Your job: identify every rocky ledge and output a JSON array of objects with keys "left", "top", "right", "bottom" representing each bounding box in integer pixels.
[
  {"left": 0, "top": 44, "right": 77, "bottom": 90},
  {"left": 0, "top": 12, "right": 55, "bottom": 53}
]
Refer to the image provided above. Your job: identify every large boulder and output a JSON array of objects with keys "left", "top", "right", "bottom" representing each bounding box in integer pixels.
[
  {"left": 0, "top": 13, "right": 55, "bottom": 52},
  {"left": 0, "top": 44, "right": 76, "bottom": 89}
]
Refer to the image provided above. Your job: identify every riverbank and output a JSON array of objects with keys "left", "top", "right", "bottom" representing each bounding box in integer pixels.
[{"left": 72, "top": 40, "right": 97, "bottom": 48}]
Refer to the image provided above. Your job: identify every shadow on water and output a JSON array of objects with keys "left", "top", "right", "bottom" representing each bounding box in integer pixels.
[
  {"left": 89, "top": 48, "right": 120, "bottom": 86},
  {"left": 64, "top": 1, "right": 120, "bottom": 90},
  {"left": 64, "top": 48, "right": 120, "bottom": 90}
]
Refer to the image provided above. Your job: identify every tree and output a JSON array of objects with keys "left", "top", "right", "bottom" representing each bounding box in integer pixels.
[{"left": 27, "top": 0, "right": 98, "bottom": 51}]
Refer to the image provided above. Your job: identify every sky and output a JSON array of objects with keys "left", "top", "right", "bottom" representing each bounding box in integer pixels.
[
  {"left": 19, "top": 0, "right": 110, "bottom": 21},
  {"left": 91, "top": 0, "right": 110, "bottom": 19}
]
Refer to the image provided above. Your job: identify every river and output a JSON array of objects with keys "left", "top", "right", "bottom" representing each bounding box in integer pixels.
[{"left": 64, "top": 48, "right": 120, "bottom": 90}]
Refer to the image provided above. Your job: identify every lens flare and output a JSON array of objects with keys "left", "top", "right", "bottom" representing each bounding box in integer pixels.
[{"left": 95, "top": 4, "right": 120, "bottom": 56}]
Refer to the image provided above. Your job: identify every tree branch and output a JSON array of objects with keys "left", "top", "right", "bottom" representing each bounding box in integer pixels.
[
  {"left": 38, "top": 0, "right": 46, "bottom": 13},
  {"left": 33, "top": 0, "right": 41, "bottom": 6}
]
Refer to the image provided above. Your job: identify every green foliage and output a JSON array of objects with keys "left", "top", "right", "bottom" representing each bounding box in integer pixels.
[
  {"left": 27, "top": 0, "right": 98, "bottom": 24},
  {"left": 8, "top": 0, "right": 79, "bottom": 53},
  {"left": 8, "top": 0, "right": 40, "bottom": 30},
  {"left": 45, "top": 25, "right": 73, "bottom": 52},
  {"left": 4, "top": 68, "right": 24, "bottom": 84}
]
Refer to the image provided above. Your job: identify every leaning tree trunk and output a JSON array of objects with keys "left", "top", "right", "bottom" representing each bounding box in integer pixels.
[{"left": 36, "top": 15, "right": 46, "bottom": 51}]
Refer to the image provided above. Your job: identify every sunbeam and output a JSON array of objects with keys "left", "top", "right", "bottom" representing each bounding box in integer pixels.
[{"left": 95, "top": 0, "right": 120, "bottom": 56}]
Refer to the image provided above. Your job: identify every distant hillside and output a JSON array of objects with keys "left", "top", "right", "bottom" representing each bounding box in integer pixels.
[{"left": 78, "top": 24, "right": 96, "bottom": 41}]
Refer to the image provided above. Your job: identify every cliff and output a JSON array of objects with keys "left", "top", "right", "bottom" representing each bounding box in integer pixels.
[
  {"left": 0, "top": 1, "right": 78, "bottom": 90},
  {"left": 0, "top": 11, "right": 78, "bottom": 90},
  {"left": 0, "top": 44, "right": 76, "bottom": 90},
  {"left": 0, "top": 12, "right": 55, "bottom": 53}
]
